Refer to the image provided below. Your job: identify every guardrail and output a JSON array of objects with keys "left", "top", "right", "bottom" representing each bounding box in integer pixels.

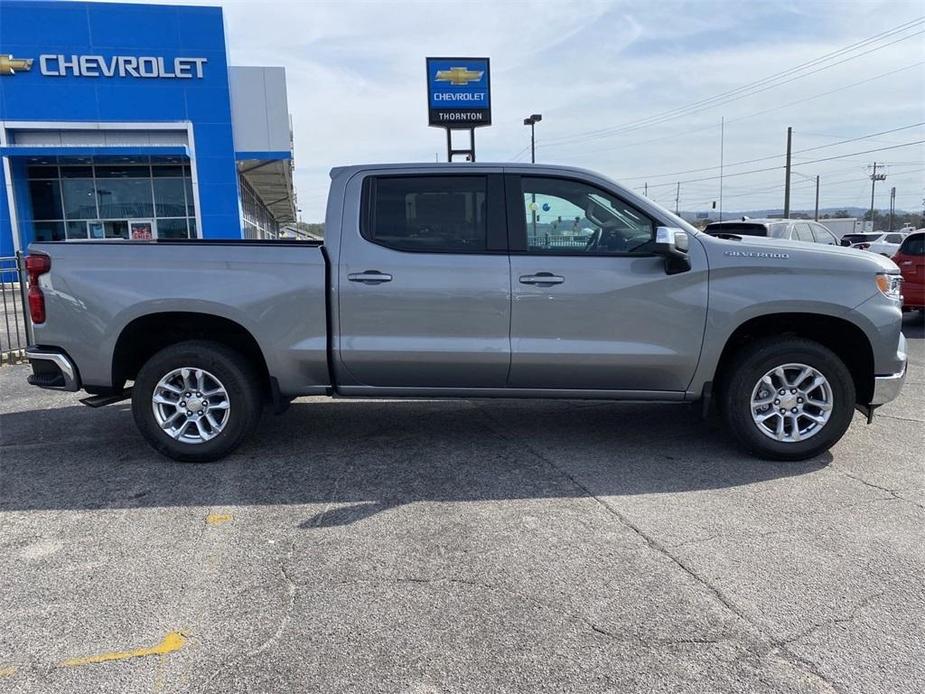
[{"left": 1, "top": 253, "right": 31, "bottom": 366}]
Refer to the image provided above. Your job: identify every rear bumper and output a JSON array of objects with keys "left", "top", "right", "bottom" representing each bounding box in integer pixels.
[
  {"left": 26, "top": 347, "right": 81, "bottom": 392},
  {"left": 870, "top": 333, "right": 907, "bottom": 406}
]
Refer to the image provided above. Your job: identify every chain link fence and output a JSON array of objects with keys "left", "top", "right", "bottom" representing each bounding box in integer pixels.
[{"left": 1, "top": 253, "right": 32, "bottom": 366}]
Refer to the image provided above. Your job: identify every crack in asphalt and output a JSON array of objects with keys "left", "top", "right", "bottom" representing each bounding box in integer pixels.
[
  {"left": 471, "top": 402, "right": 847, "bottom": 694},
  {"left": 781, "top": 590, "right": 886, "bottom": 645},
  {"left": 830, "top": 465, "right": 925, "bottom": 511},
  {"left": 198, "top": 465, "right": 351, "bottom": 692},
  {"left": 328, "top": 574, "right": 735, "bottom": 650}
]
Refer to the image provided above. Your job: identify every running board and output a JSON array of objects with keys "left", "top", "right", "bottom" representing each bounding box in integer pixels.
[{"left": 80, "top": 388, "right": 132, "bottom": 408}]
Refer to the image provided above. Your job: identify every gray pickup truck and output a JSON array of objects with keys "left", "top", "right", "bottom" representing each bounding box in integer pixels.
[{"left": 24, "top": 163, "right": 906, "bottom": 462}]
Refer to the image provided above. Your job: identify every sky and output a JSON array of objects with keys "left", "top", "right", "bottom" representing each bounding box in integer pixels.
[{"left": 113, "top": 0, "right": 924, "bottom": 220}]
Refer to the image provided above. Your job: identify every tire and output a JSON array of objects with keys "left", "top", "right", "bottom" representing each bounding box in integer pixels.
[
  {"left": 721, "top": 337, "right": 855, "bottom": 461},
  {"left": 132, "top": 340, "right": 263, "bottom": 462}
]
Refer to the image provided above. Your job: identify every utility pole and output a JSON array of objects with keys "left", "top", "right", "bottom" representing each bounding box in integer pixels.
[
  {"left": 889, "top": 186, "right": 896, "bottom": 231},
  {"left": 644, "top": 182, "right": 648, "bottom": 198},
  {"left": 868, "top": 162, "right": 886, "bottom": 227},
  {"left": 719, "top": 116, "right": 725, "bottom": 222},
  {"left": 814, "top": 175, "right": 820, "bottom": 221},
  {"left": 783, "top": 126, "right": 792, "bottom": 218},
  {"left": 675, "top": 181, "right": 680, "bottom": 215}
]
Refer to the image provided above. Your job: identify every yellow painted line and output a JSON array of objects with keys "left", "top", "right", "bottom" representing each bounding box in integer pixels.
[
  {"left": 58, "top": 631, "right": 187, "bottom": 668},
  {"left": 0, "top": 666, "right": 17, "bottom": 677},
  {"left": 205, "top": 512, "right": 233, "bottom": 526}
]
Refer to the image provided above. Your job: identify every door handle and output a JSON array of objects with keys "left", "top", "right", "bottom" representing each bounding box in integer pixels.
[
  {"left": 348, "top": 270, "right": 393, "bottom": 284},
  {"left": 519, "top": 272, "right": 565, "bottom": 285}
]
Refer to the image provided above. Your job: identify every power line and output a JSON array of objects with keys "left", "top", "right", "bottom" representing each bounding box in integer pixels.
[
  {"left": 539, "top": 19, "right": 925, "bottom": 149},
  {"left": 619, "top": 123, "right": 924, "bottom": 182},
  {"left": 643, "top": 139, "right": 925, "bottom": 189},
  {"left": 544, "top": 61, "right": 925, "bottom": 160}
]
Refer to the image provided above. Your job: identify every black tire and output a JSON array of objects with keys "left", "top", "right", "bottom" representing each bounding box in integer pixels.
[
  {"left": 131, "top": 340, "right": 263, "bottom": 462},
  {"left": 721, "top": 337, "right": 855, "bottom": 461}
]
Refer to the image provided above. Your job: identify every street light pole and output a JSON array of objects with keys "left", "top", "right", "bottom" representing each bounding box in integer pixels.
[{"left": 523, "top": 114, "right": 542, "bottom": 163}]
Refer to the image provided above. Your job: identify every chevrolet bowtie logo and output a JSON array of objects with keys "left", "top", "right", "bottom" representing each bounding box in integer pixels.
[
  {"left": 0, "top": 54, "right": 33, "bottom": 75},
  {"left": 435, "top": 66, "right": 483, "bottom": 86}
]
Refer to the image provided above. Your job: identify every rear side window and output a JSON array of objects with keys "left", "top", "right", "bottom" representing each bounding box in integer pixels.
[
  {"left": 811, "top": 224, "right": 837, "bottom": 245},
  {"left": 363, "top": 176, "right": 487, "bottom": 252},
  {"left": 899, "top": 234, "right": 924, "bottom": 256},
  {"left": 885, "top": 233, "right": 903, "bottom": 244},
  {"left": 792, "top": 223, "right": 814, "bottom": 242}
]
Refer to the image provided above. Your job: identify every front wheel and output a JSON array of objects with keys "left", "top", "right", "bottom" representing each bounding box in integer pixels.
[
  {"left": 722, "top": 338, "right": 855, "bottom": 461},
  {"left": 132, "top": 340, "right": 263, "bottom": 462}
]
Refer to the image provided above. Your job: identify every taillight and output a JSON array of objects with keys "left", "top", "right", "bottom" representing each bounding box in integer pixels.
[{"left": 25, "top": 254, "right": 51, "bottom": 324}]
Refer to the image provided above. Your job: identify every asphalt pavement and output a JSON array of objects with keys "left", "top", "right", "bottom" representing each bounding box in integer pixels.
[{"left": 1, "top": 313, "right": 923, "bottom": 693}]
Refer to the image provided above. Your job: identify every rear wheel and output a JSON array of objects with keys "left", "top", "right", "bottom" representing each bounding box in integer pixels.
[
  {"left": 722, "top": 338, "right": 855, "bottom": 461},
  {"left": 132, "top": 340, "right": 263, "bottom": 462}
]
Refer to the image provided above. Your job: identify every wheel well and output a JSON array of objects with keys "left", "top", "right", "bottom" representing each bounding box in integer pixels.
[
  {"left": 112, "top": 312, "right": 270, "bottom": 394},
  {"left": 714, "top": 313, "right": 874, "bottom": 403}
]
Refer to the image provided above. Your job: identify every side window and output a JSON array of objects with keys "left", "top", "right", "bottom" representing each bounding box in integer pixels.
[
  {"left": 363, "top": 176, "right": 487, "bottom": 252},
  {"left": 811, "top": 224, "right": 837, "bottom": 245},
  {"left": 885, "top": 233, "right": 903, "bottom": 244},
  {"left": 793, "top": 223, "right": 814, "bottom": 242},
  {"left": 520, "top": 177, "right": 654, "bottom": 255}
]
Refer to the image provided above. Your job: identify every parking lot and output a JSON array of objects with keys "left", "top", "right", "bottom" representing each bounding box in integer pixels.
[{"left": 0, "top": 313, "right": 921, "bottom": 693}]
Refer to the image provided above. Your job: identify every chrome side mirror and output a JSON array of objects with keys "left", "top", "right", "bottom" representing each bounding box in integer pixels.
[{"left": 653, "top": 226, "right": 691, "bottom": 275}]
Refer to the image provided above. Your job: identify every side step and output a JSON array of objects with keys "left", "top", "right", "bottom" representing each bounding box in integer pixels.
[{"left": 80, "top": 388, "right": 133, "bottom": 408}]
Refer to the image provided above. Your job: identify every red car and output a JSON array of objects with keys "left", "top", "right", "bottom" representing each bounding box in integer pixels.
[{"left": 892, "top": 231, "right": 925, "bottom": 311}]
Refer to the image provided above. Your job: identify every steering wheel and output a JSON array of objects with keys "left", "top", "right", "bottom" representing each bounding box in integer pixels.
[{"left": 584, "top": 229, "right": 601, "bottom": 251}]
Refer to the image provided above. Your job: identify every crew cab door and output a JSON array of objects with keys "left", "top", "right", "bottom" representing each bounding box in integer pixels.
[
  {"left": 335, "top": 172, "right": 511, "bottom": 388},
  {"left": 505, "top": 173, "right": 708, "bottom": 392}
]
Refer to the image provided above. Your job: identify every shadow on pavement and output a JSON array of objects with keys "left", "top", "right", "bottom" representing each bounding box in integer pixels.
[{"left": 1, "top": 397, "right": 831, "bottom": 523}]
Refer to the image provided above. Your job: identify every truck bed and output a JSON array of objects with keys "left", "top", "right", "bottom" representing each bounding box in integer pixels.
[{"left": 29, "top": 239, "right": 331, "bottom": 395}]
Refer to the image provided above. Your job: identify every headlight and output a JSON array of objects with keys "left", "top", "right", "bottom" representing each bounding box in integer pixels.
[{"left": 876, "top": 272, "right": 903, "bottom": 301}]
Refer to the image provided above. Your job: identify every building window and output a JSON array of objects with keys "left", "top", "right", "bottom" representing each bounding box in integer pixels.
[
  {"left": 239, "top": 175, "right": 280, "bottom": 239},
  {"left": 26, "top": 162, "right": 198, "bottom": 241}
]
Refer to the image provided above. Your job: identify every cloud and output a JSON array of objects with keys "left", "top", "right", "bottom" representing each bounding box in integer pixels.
[{"left": 104, "top": 0, "right": 925, "bottom": 218}]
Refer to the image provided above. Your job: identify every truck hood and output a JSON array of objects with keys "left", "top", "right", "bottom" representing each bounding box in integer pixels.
[{"left": 701, "top": 233, "right": 900, "bottom": 273}]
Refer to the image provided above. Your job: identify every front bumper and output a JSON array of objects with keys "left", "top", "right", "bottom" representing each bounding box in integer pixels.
[
  {"left": 870, "top": 333, "right": 907, "bottom": 406},
  {"left": 26, "top": 347, "right": 81, "bottom": 392}
]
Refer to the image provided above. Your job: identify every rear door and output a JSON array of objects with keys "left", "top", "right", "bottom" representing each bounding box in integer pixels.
[
  {"left": 336, "top": 172, "right": 511, "bottom": 388},
  {"left": 505, "top": 173, "right": 708, "bottom": 392}
]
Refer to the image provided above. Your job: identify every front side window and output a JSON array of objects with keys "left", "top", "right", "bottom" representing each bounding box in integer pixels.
[
  {"left": 520, "top": 177, "right": 654, "bottom": 254},
  {"left": 364, "top": 176, "right": 487, "bottom": 252},
  {"left": 885, "top": 234, "right": 903, "bottom": 244}
]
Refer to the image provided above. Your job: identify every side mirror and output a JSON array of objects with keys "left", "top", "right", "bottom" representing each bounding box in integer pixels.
[{"left": 653, "top": 226, "right": 691, "bottom": 275}]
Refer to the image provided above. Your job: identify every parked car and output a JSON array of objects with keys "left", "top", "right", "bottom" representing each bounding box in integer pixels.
[
  {"left": 892, "top": 231, "right": 924, "bottom": 312},
  {"left": 841, "top": 232, "right": 885, "bottom": 249},
  {"left": 867, "top": 231, "right": 909, "bottom": 257},
  {"left": 704, "top": 219, "right": 839, "bottom": 245},
  {"left": 24, "top": 163, "right": 906, "bottom": 463}
]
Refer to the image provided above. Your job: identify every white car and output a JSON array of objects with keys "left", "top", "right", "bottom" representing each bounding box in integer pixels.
[{"left": 867, "top": 231, "right": 910, "bottom": 257}]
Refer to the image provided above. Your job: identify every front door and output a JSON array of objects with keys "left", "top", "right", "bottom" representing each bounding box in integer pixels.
[
  {"left": 506, "top": 174, "right": 708, "bottom": 392},
  {"left": 336, "top": 172, "right": 511, "bottom": 389}
]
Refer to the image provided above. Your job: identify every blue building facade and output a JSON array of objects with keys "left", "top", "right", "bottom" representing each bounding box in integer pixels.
[{"left": 0, "top": 0, "right": 295, "bottom": 256}]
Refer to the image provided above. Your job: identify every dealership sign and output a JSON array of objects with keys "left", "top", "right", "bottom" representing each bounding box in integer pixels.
[
  {"left": 426, "top": 57, "right": 491, "bottom": 127},
  {"left": 0, "top": 53, "right": 207, "bottom": 79}
]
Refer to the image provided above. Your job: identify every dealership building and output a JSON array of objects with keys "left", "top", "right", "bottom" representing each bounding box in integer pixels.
[{"left": 0, "top": 0, "right": 296, "bottom": 256}]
